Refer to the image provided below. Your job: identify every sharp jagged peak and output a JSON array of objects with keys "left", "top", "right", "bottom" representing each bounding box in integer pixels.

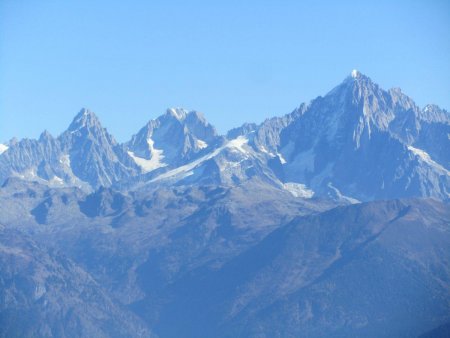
[
  {"left": 163, "top": 108, "right": 209, "bottom": 124},
  {"left": 342, "top": 70, "right": 415, "bottom": 112},
  {"left": 326, "top": 69, "right": 377, "bottom": 98},
  {"left": 422, "top": 104, "right": 449, "bottom": 115},
  {"left": 39, "top": 130, "right": 53, "bottom": 142},
  {"left": 136, "top": 108, "right": 210, "bottom": 136},
  {"left": 420, "top": 104, "right": 450, "bottom": 124},
  {"left": 127, "top": 107, "right": 218, "bottom": 163},
  {"left": 344, "top": 69, "right": 374, "bottom": 86},
  {"left": 68, "top": 108, "right": 102, "bottom": 132},
  {"left": 62, "top": 108, "right": 118, "bottom": 147},
  {"left": 165, "top": 107, "right": 188, "bottom": 121},
  {"left": 312, "top": 70, "right": 423, "bottom": 141},
  {"left": 328, "top": 69, "right": 418, "bottom": 111}
]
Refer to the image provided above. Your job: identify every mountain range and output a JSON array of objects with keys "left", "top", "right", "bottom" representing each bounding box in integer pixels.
[
  {"left": 1, "top": 71, "right": 449, "bottom": 201},
  {"left": 0, "top": 71, "right": 449, "bottom": 337}
]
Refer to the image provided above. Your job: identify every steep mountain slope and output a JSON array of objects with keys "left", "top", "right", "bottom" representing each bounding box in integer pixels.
[
  {"left": 149, "top": 198, "right": 450, "bottom": 338},
  {"left": 58, "top": 109, "right": 139, "bottom": 188},
  {"left": 0, "top": 109, "right": 139, "bottom": 190},
  {"left": 126, "top": 108, "right": 221, "bottom": 173},
  {"left": 0, "top": 225, "right": 155, "bottom": 338},
  {"left": 139, "top": 135, "right": 283, "bottom": 188},
  {"left": 0, "top": 131, "right": 76, "bottom": 188},
  {"left": 412, "top": 104, "right": 450, "bottom": 169},
  {"left": 242, "top": 70, "right": 449, "bottom": 200}
]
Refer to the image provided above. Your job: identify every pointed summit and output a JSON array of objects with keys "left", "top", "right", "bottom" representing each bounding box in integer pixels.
[
  {"left": 351, "top": 69, "right": 361, "bottom": 78},
  {"left": 39, "top": 130, "right": 53, "bottom": 142},
  {"left": 57, "top": 108, "right": 137, "bottom": 188},
  {"left": 345, "top": 69, "right": 371, "bottom": 84},
  {"left": 68, "top": 108, "right": 102, "bottom": 132},
  {"left": 126, "top": 108, "right": 220, "bottom": 172},
  {"left": 166, "top": 108, "right": 188, "bottom": 121},
  {"left": 327, "top": 69, "right": 373, "bottom": 96},
  {"left": 288, "top": 70, "right": 422, "bottom": 157}
]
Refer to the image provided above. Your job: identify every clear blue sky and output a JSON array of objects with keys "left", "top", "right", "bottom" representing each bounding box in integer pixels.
[{"left": 1, "top": 0, "right": 449, "bottom": 142}]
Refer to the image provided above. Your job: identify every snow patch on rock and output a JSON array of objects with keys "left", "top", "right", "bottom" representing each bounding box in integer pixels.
[
  {"left": 277, "top": 153, "right": 287, "bottom": 164},
  {"left": 283, "top": 182, "right": 314, "bottom": 198},
  {"left": 327, "top": 182, "right": 360, "bottom": 204},
  {"left": 128, "top": 139, "right": 167, "bottom": 173},
  {"left": 150, "top": 136, "right": 250, "bottom": 183},
  {"left": 0, "top": 144, "right": 8, "bottom": 155},
  {"left": 408, "top": 146, "right": 449, "bottom": 175},
  {"left": 196, "top": 139, "right": 208, "bottom": 149},
  {"left": 227, "top": 136, "right": 249, "bottom": 154}
]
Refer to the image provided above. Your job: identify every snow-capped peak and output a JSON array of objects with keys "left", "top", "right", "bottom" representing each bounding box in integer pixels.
[
  {"left": 351, "top": 69, "right": 361, "bottom": 78},
  {"left": 166, "top": 108, "right": 188, "bottom": 121}
]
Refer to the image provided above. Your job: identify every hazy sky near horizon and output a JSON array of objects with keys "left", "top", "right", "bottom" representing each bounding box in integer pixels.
[{"left": 1, "top": 0, "right": 449, "bottom": 142}]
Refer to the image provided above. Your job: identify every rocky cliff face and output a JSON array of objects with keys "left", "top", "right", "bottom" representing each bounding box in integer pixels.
[
  {"left": 238, "top": 70, "right": 450, "bottom": 201},
  {"left": 126, "top": 108, "right": 221, "bottom": 171},
  {"left": 0, "top": 108, "right": 140, "bottom": 190}
]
